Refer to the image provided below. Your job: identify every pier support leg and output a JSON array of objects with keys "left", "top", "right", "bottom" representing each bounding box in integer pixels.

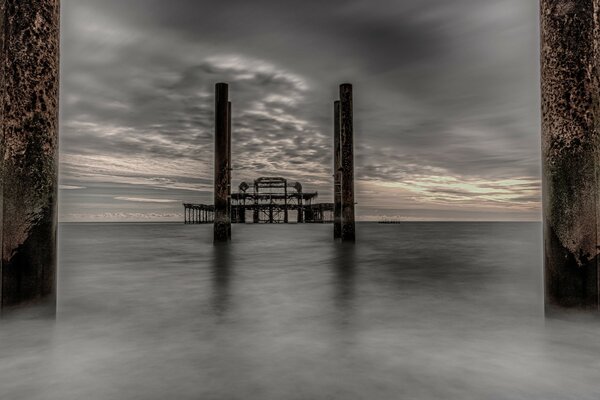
[
  {"left": 1, "top": 0, "right": 60, "bottom": 313},
  {"left": 541, "top": 0, "right": 600, "bottom": 310},
  {"left": 284, "top": 184, "right": 289, "bottom": 223},
  {"left": 340, "top": 84, "right": 356, "bottom": 242},
  {"left": 214, "top": 83, "right": 230, "bottom": 243},
  {"left": 297, "top": 195, "right": 304, "bottom": 223},
  {"left": 333, "top": 100, "right": 342, "bottom": 239},
  {"left": 227, "top": 101, "right": 232, "bottom": 239}
]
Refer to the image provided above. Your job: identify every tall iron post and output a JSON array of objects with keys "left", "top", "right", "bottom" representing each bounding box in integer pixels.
[
  {"left": 541, "top": 0, "right": 600, "bottom": 310},
  {"left": 214, "top": 83, "right": 230, "bottom": 243},
  {"left": 227, "top": 101, "right": 232, "bottom": 240},
  {"left": 0, "top": 0, "right": 60, "bottom": 313},
  {"left": 340, "top": 84, "right": 356, "bottom": 242},
  {"left": 333, "top": 100, "right": 342, "bottom": 239},
  {"left": 297, "top": 191, "right": 304, "bottom": 223},
  {"left": 284, "top": 183, "right": 289, "bottom": 223}
]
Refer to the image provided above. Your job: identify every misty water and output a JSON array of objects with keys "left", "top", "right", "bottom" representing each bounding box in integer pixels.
[{"left": 1, "top": 222, "right": 600, "bottom": 399}]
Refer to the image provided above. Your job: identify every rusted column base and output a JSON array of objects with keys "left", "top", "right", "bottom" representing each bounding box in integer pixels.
[{"left": 545, "top": 226, "right": 598, "bottom": 310}]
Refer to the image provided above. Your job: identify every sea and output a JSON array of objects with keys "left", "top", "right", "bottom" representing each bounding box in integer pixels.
[{"left": 1, "top": 222, "right": 600, "bottom": 399}]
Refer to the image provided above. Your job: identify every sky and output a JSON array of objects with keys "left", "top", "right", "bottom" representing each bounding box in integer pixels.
[{"left": 59, "top": 0, "right": 541, "bottom": 222}]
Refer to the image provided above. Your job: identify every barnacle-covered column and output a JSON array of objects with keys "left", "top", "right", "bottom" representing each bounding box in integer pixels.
[
  {"left": 541, "top": 0, "right": 599, "bottom": 310},
  {"left": 1, "top": 0, "right": 60, "bottom": 312}
]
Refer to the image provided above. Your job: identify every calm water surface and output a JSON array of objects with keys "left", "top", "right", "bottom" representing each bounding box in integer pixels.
[{"left": 1, "top": 222, "right": 600, "bottom": 399}]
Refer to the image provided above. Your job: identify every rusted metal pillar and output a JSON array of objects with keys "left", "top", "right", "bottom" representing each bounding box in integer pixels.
[
  {"left": 340, "top": 84, "right": 356, "bottom": 242},
  {"left": 227, "top": 101, "right": 232, "bottom": 239},
  {"left": 1, "top": 0, "right": 60, "bottom": 313},
  {"left": 284, "top": 182, "right": 289, "bottom": 223},
  {"left": 214, "top": 83, "right": 230, "bottom": 243},
  {"left": 297, "top": 195, "right": 303, "bottom": 223},
  {"left": 333, "top": 100, "right": 342, "bottom": 239},
  {"left": 541, "top": 0, "right": 600, "bottom": 310}
]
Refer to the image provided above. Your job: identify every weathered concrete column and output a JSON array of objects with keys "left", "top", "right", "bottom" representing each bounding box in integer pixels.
[
  {"left": 214, "top": 83, "right": 230, "bottom": 243},
  {"left": 333, "top": 100, "right": 342, "bottom": 239},
  {"left": 1, "top": 0, "right": 60, "bottom": 313},
  {"left": 340, "top": 84, "right": 356, "bottom": 242},
  {"left": 541, "top": 0, "right": 600, "bottom": 310}
]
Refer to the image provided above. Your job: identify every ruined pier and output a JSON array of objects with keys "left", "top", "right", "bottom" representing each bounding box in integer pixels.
[
  {"left": 205, "top": 82, "right": 354, "bottom": 240},
  {"left": 187, "top": 177, "right": 333, "bottom": 224}
]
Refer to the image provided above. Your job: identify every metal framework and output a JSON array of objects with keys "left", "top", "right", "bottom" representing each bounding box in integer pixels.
[
  {"left": 183, "top": 204, "right": 214, "bottom": 224},
  {"left": 184, "top": 177, "right": 333, "bottom": 224}
]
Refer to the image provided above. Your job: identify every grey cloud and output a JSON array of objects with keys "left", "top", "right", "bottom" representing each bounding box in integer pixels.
[{"left": 60, "top": 0, "right": 540, "bottom": 220}]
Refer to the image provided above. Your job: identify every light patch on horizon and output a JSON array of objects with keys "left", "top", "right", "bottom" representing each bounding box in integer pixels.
[
  {"left": 378, "top": 175, "right": 539, "bottom": 207},
  {"left": 113, "top": 197, "right": 180, "bottom": 203},
  {"left": 59, "top": 185, "right": 86, "bottom": 190}
]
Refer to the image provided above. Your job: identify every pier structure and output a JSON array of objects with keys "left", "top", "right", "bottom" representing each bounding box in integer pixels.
[
  {"left": 183, "top": 204, "right": 214, "bottom": 224},
  {"left": 186, "top": 177, "right": 333, "bottom": 224},
  {"left": 207, "top": 82, "right": 353, "bottom": 239},
  {"left": 0, "top": 0, "right": 60, "bottom": 313},
  {"left": 541, "top": 0, "right": 600, "bottom": 310}
]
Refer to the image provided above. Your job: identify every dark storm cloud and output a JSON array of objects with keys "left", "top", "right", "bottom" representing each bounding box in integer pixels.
[{"left": 60, "top": 0, "right": 540, "bottom": 221}]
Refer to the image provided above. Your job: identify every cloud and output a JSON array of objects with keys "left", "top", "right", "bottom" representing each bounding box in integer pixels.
[{"left": 60, "top": 0, "right": 540, "bottom": 221}]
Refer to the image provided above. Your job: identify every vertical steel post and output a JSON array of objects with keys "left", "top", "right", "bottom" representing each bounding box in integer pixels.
[
  {"left": 214, "top": 83, "right": 230, "bottom": 243},
  {"left": 227, "top": 101, "right": 232, "bottom": 239},
  {"left": 340, "top": 84, "right": 356, "bottom": 242},
  {"left": 284, "top": 181, "right": 289, "bottom": 223},
  {"left": 333, "top": 100, "right": 342, "bottom": 239}
]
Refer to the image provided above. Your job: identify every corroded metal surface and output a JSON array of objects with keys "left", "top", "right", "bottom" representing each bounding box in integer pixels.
[
  {"left": 214, "top": 83, "right": 230, "bottom": 243},
  {"left": 0, "top": 0, "right": 59, "bottom": 311},
  {"left": 340, "top": 84, "right": 355, "bottom": 242},
  {"left": 227, "top": 101, "right": 232, "bottom": 239},
  {"left": 334, "top": 101, "right": 342, "bottom": 239},
  {"left": 541, "top": 0, "right": 599, "bottom": 309}
]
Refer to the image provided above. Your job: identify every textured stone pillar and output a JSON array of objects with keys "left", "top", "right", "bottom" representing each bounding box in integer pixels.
[
  {"left": 541, "top": 0, "right": 599, "bottom": 310},
  {"left": 214, "top": 83, "right": 230, "bottom": 243},
  {"left": 0, "top": 0, "right": 60, "bottom": 312},
  {"left": 333, "top": 100, "right": 342, "bottom": 239},
  {"left": 340, "top": 84, "right": 355, "bottom": 242}
]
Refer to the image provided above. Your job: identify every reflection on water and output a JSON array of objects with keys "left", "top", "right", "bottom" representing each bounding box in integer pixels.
[
  {"left": 331, "top": 243, "right": 356, "bottom": 329},
  {"left": 1, "top": 222, "right": 600, "bottom": 399},
  {"left": 211, "top": 245, "right": 232, "bottom": 317}
]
